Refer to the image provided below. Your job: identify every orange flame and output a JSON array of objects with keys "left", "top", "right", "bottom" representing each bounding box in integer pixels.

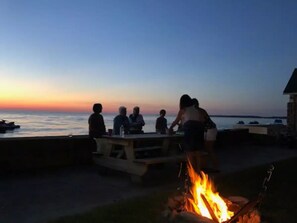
[{"left": 185, "top": 161, "right": 234, "bottom": 222}]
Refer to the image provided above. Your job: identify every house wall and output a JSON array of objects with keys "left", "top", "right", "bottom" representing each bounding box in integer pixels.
[{"left": 287, "top": 95, "right": 297, "bottom": 133}]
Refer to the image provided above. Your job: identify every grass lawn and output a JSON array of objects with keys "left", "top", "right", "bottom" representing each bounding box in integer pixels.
[{"left": 49, "top": 157, "right": 297, "bottom": 223}]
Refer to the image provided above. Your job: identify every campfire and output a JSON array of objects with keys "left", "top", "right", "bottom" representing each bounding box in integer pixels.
[
  {"left": 164, "top": 161, "right": 265, "bottom": 223},
  {"left": 185, "top": 162, "right": 234, "bottom": 222}
]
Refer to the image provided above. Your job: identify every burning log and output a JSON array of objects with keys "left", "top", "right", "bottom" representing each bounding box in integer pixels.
[
  {"left": 173, "top": 211, "right": 218, "bottom": 223},
  {"left": 235, "top": 210, "right": 261, "bottom": 223},
  {"left": 227, "top": 196, "right": 249, "bottom": 207},
  {"left": 163, "top": 160, "right": 265, "bottom": 223},
  {"left": 163, "top": 195, "right": 260, "bottom": 223},
  {"left": 224, "top": 197, "right": 261, "bottom": 223},
  {"left": 167, "top": 195, "right": 185, "bottom": 211},
  {"left": 201, "top": 194, "right": 219, "bottom": 223}
]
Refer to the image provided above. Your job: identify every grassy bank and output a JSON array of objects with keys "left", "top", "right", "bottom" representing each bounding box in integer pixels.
[{"left": 49, "top": 157, "right": 297, "bottom": 223}]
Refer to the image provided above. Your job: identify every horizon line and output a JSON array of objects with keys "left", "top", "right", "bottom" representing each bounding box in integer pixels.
[{"left": 0, "top": 108, "right": 287, "bottom": 119}]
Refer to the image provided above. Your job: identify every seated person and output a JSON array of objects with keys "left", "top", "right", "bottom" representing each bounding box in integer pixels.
[
  {"left": 155, "top": 109, "right": 168, "bottom": 134},
  {"left": 129, "top": 106, "right": 145, "bottom": 134},
  {"left": 88, "top": 103, "right": 106, "bottom": 138},
  {"left": 113, "top": 106, "right": 130, "bottom": 135}
]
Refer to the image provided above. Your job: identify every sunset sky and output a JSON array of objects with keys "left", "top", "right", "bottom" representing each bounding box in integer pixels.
[{"left": 1, "top": 0, "right": 296, "bottom": 116}]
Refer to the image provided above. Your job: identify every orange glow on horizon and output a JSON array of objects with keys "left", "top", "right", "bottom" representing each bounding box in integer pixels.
[
  {"left": 0, "top": 74, "right": 194, "bottom": 115},
  {"left": 0, "top": 99, "right": 179, "bottom": 115}
]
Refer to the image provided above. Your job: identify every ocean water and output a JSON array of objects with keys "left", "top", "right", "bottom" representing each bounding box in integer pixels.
[{"left": 0, "top": 110, "right": 286, "bottom": 138}]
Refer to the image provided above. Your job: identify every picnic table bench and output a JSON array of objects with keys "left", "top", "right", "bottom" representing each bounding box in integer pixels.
[{"left": 92, "top": 133, "right": 208, "bottom": 182}]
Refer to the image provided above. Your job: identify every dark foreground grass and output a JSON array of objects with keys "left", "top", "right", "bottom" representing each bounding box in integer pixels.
[{"left": 49, "top": 157, "right": 297, "bottom": 223}]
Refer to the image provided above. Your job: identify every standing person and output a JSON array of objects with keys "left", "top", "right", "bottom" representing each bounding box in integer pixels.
[
  {"left": 113, "top": 106, "right": 130, "bottom": 135},
  {"left": 155, "top": 109, "right": 168, "bottom": 134},
  {"left": 192, "top": 98, "right": 219, "bottom": 172},
  {"left": 88, "top": 103, "right": 106, "bottom": 138},
  {"left": 129, "top": 106, "right": 145, "bottom": 134},
  {"left": 169, "top": 94, "right": 206, "bottom": 172}
]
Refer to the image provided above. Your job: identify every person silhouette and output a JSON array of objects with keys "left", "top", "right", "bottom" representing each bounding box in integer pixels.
[
  {"left": 169, "top": 94, "right": 206, "bottom": 172},
  {"left": 88, "top": 103, "right": 106, "bottom": 138},
  {"left": 129, "top": 106, "right": 145, "bottom": 134},
  {"left": 192, "top": 98, "right": 219, "bottom": 172},
  {"left": 113, "top": 106, "right": 130, "bottom": 135},
  {"left": 155, "top": 109, "right": 168, "bottom": 134}
]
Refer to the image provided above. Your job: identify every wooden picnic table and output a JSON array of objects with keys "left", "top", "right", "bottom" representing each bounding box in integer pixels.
[{"left": 92, "top": 133, "right": 186, "bottom": 182}]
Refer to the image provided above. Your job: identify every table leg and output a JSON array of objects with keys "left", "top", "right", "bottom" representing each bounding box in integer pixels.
[
  {"left": 130, "top": 174, "right": 143, "bottom": 184},
  {"left": 162, "top": 138, "right": 170, "bottom": 155},
  {"left": 124, "top": 140, "right": 135, "bottom": 160}
]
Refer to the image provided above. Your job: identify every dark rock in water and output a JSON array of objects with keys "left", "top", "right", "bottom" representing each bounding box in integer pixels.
[
  {"left": 274, "top": 119, "right": 283, "bottom": 124},
  {"left": 237, "top": 121, "right": 245, "bottom": 124},
  {"left": 0, "top": 120, "right": 20, "bottom": 133}
]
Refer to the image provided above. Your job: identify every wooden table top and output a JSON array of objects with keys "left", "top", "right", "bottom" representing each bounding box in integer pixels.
[{"left": 102, "top": 133, "right": 183, "bottom": 140}]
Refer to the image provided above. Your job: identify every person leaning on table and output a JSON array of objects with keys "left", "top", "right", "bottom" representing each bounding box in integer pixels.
[
  {"left": 169, "top": 94, "right": 206, "bottom": 173},
  {"left": 168, "top": 109, "right": 183, "bottom": 133}
]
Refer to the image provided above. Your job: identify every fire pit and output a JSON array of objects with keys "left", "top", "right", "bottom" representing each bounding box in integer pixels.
[{"left": 163, "top": 162, "right": 274, "bottom": 223}]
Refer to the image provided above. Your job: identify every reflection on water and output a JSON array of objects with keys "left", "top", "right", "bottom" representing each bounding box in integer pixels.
[{"left": 0, "top": 111, "right": 286, "bottom": 138}]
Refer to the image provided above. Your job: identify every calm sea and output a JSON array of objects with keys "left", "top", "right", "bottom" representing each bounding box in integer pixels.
[{"left": 0, "top": 110, "right": 286, "bottom": 138}]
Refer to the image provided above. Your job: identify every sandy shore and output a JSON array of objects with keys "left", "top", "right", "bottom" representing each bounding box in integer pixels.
[{"left": 0, "top": 144, "right": 297, "bottom": 223}]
